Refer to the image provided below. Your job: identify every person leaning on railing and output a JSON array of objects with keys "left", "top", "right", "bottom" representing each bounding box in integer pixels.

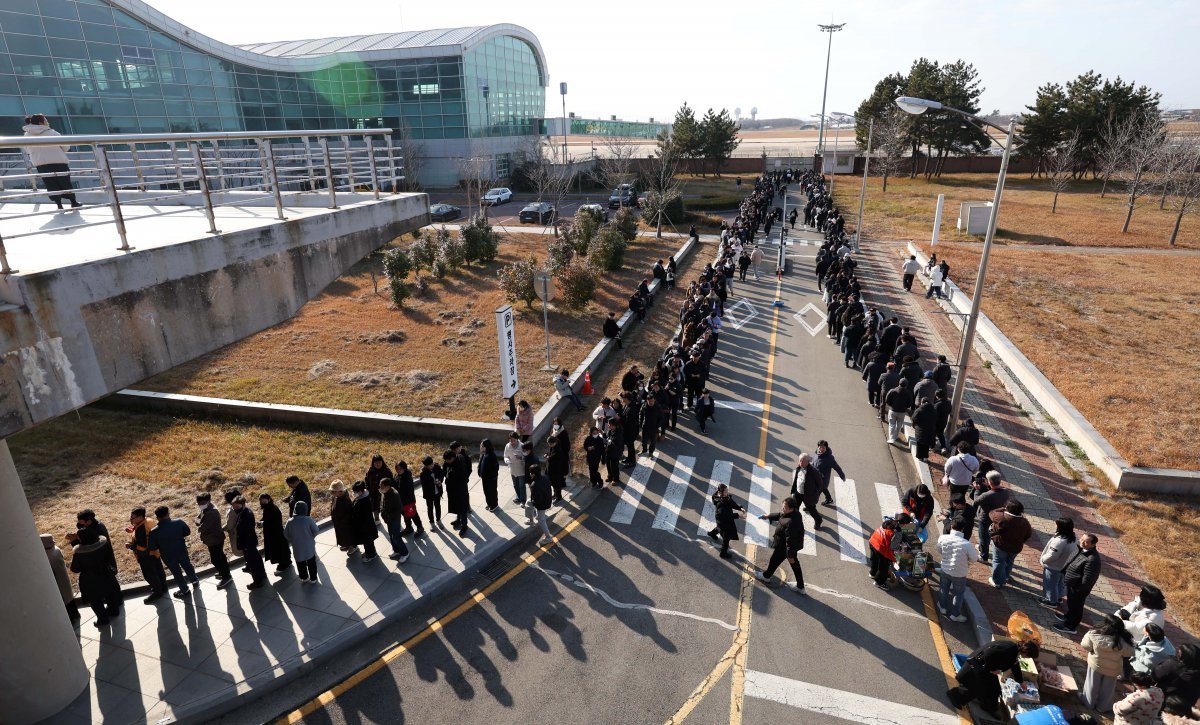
[{"left": 21, "top": 114, "right": 83, "bottom": 211}]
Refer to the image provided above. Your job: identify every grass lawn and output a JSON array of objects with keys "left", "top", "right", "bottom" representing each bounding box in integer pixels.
[
  {"left": 138, "top": 229, "right": 696, "bottom": 422},
  {"left": 842, "top": 173, "right": 1200, "bottom": 249},
  {"left": 897, "top": 240, "right": 1200, "bottom": 471}
]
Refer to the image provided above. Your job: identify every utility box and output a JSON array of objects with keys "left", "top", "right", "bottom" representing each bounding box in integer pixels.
[
  {"left": 820, "top": 149, "right": 855, "bottom": 175},
  {"left": 957, "top": 201, "right": 992, "bottom": 235}
]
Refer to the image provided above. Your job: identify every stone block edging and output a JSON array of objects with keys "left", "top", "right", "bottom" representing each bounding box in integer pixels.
[{"left": 906, "top": 243, "right": 1200, "bottom": 494}]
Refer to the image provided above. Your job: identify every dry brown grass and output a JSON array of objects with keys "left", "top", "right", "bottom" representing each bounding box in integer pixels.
[
  {"left": 844, "top": 173, "right": 1200, "bottom": 249},
  {"left": 139, "top": 230, "right": 690, "bottom": 421},
  {"left": 897, "top": 241, "right": 1200, "bottom": 470},
  {"left": 10, "top": 408, "right": 433, "bottom": 584}
]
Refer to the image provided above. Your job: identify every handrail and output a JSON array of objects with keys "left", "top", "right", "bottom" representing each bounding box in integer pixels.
[{"left": 0, "top": 128, "right": 393, "bottom": 149}]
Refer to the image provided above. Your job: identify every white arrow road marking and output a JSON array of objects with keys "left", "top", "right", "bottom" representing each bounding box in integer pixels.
[
  {"left": 793, "top": 302, "right": 828, "bottom": 336},
  {"left": 744, "top": 670, "right": 960, "bottom": 724}
]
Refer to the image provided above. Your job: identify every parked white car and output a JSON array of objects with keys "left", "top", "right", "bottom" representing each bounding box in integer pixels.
[{"left": 481, "top": 187, "right": 513, "bottom": 206}]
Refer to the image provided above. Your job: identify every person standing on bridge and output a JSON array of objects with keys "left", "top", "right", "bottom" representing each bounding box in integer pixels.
[
  {"left": 22, "top": 114, "right": 83, "bottom": 211},
  {"left": 755, "top": 496, "right": 806, "bottom": 593}
]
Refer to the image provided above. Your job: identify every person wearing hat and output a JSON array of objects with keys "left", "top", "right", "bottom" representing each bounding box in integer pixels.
[
  {"left": 1118, "top": 585, "right": 1168, "bottom": 640},
  {"left": 284, "top": 501, "right": 321, "bottom": 583},
  {"left": 350, "top": 481, "right": 380, "bottom": 562},
  {"left": 329, "top": 480, "right": 356, "bottom": 554},
  {"left": 42, "top": 533, "right": 79, "bottom": 621}
]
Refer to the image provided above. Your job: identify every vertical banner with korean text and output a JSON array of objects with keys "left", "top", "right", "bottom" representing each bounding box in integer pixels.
[{"left": 495, "top": 305, "right": 520, "bottom": 397}]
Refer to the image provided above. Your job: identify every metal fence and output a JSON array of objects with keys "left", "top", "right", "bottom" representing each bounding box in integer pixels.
[{"left": 0, "top": 129, "right": 404, "bottom": 274}]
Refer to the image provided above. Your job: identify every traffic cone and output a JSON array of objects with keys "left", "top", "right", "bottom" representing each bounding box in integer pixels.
[{"left": 581, "top": 369, "right": 593, "bottom": 395}]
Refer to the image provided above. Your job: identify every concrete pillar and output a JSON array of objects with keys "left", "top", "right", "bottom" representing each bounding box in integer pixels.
[{"left": 0, "top": 439, "right": 89, "bottom": 724}]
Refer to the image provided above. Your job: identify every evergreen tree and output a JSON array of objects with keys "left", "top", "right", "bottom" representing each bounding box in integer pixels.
[
  {"left": 699, "top": 108, "right": 740, "bottom": 177},
  {"left": 1017, "top": 83, "right": 1069, "bottom": 175},
  {"left": 669, "top": 103, "right": 703, "bottom": 163}
]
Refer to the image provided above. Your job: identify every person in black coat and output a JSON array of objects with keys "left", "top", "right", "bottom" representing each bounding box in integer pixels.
[
  {"left": 639, "top": 397, "right": 662, "bottom": 456},
  {"left": 933, "top": 390, "right": 953, "bottom": 454},
  {"left": 232, "top": 495, "right": 268, "bottom": 589},
  {"left": 694, "top": 389, "right": 716, "bottom": 433},
  {"left": 604, "top": 420, "right": 623, "bottom": 485},
  {"left": 329, "top": 481, "right": 355, "bottom": 553},
  {"left": 68, "top": 518, "right": 122, "bottom": 628},
  {"left": 1055, "top": 534, "right": 1102, "bottom": 634},
  {"left": 394, "top": 460, "right": 425, "bottom": 537},
  {"left": 582, "top": 426, "right": 605, "bottom": 488},
  {"left": 948, "top": 419, "right": 981, "bottom": 450},
  {"left": 603, "top": 311, "right": 623, "bottom": 349},
  {"left": 620, "top": 397, "right": 641, "bottom": 465},
  {"left": 755, "top": 496, "right": 806, "bottom": 592},
  {"left": 364, "top": 454, "right": 392, "bottom": 522},
  {"left": 862, "top": 354, "right": 888, "bottom": 407},
  {"left": 477, "top": 440, "right": 501, "bottom": 511},
  {"left": 258, "top": 493, "right": 291, "bottom": 575},
  {"left": 911, "top": 399, "right": 938, "bottom": 461},
  {"left": 790, "top": 454, "right": 824, "bottom": 530},
  {"left": 528, "top": 463, "right": 554, "bottom": 544},
  {"left": 546, "top": 434, "right": 569, "bottom": 503},
  {"left": 419, "top": 456, "right": 444, "bottom": 530},
  {"left": 350, "top": 481, "right": 379, "bottom": 561},
  {"left": 707, "top": 483, "right": 744, "bottom": 559},
  {"left": 947, "top": 638, "right": 1039, "bottom": 714},
  {"left": 284, "top": 475, "right": 311, "bottom": 519},
  {"left": 444, "top": 449, "right": 472, "bottom": 537}
]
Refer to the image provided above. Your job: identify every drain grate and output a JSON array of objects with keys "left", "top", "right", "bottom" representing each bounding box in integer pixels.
[{"left": 476, "top": 559, "right": 509, "bottom": 583}]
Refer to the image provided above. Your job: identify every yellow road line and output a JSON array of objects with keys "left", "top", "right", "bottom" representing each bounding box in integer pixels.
[
  {"left": 919, "top": 582, "right": 974, "bottom": 725},
  {"left": 276, "top": 514, "right": 589, "bottom": 724}
]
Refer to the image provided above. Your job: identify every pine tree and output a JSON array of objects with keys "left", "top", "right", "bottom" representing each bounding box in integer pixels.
[{"left": 699, "top": 108, "right": 740, "bottom": 177}]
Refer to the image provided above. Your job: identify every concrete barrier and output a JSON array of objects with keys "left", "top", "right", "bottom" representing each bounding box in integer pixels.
[{"left": 907, "top": 243, "right": 1200, "bottom": 494}]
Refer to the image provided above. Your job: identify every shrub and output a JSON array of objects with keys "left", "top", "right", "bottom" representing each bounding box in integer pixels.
[
  {"left": 545, "top": 236, "right": 575, "bottom": 276},
  {"left": 381, "top": 247, "right": 414, "bottom": 284},
  {"left": 561, "top": 212, "right": 600, "bottom": 255},
  {"left": 641, "top": 192, "right": 685, "bottom": 226},
  {"left": 555, "top": 259, "right": 597, "bottom": 310},
  {"left": 613, "top": 207, "right": 639, "bottom": 241},
  {"left": 388, "top": 278, "right": 410, "bottom": 307},
  {"left": 497, "top": 255, "right": 539, "bottom": 308},
  {"left": 685, "top": 194, "right": 743, "bottom": 212},
  {"left": 410, "top": 228, "right": 441, "bottom": 272},
  {"left": 438, "top": 230, "right": 465, "bottom": 271},
  {"left": 588, "top": 226, "right": 628, "bottom": 271},
  {"left": 461, "top": 215, "right": 500, "bottom": 264}
]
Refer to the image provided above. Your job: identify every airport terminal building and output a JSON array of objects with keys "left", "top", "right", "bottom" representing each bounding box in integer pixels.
[{"left": 0, "top": 0, "right": 549, "bottom": 186}]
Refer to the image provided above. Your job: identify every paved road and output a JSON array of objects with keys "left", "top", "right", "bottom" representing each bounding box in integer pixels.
[{"left": 262, "top": 225, "right": 969, "bottom": 725}]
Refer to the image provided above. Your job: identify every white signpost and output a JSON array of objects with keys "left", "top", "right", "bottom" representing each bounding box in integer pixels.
[
  {"left": 495, "top": 305, "right": 520, "bottom": 398},
  {"left": 931, "top": 193, "right": 945, "bottom": 246},
  {"left": 535, "top": 272, "right": 555, "bottom": 371}
]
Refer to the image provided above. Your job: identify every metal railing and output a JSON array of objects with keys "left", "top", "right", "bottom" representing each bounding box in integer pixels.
[{"left": 0, "top": 129, "right": 404, "bottom": 274}]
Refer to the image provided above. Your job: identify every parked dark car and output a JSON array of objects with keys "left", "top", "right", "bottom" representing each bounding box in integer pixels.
[
  {"left": 577, "top": 203, "right": 609, "bottom": 223},
  {"left": 429, "top": 203, "right": 462, "bottom": 222},
  {"left": 519, "top": 202, "right": 557, "bottom": 224},
  {"left": 608, "top": 184, "right": 637, "bottom": 209}
]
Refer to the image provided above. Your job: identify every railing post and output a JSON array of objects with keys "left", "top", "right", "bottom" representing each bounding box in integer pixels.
[
  {"left": 129, "top": 145, "right": 147, "bottom": 191},
  {"left": 384, "top": 135, "right": 400, "bottom": 193},
  {"left": 188, "top": 141, "right": 221, "bottom": 234},
  {"left": 303, "top": 137, "right": 318, "bottom": 193},
  {"left": 341, "top": 134, "right": 355, "bottom": 191},
  {"left": 0, "top": 232, "right": 18, "bottom": 275},
  {"left": 93, "top": 146, "right": 132, "bottom": 251},
  {"left": 257, "top": 138, "right": 287, "bottom": 221},
  {"left": 319, "top": 137, "right": 338, "bottom": 209},
  {"left": 210, "top": 139, "right": 225, "bottom": 191},
  {"left": 365, "top": 136, "right": 381, "bottom": 199},
  {"left": 169, "top": 142, "right": 187, "bottom": 192}
]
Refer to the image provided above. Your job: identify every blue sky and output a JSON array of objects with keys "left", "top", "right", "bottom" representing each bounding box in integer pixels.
[{"left": 144, "top": 0, "right": 1198, "bottom": 122}]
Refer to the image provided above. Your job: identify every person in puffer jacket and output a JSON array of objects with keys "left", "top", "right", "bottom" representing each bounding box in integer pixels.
[
  {"left": 936, "top": 521, "right": 979, "bottom": 622},
  {"left": 22, "top": 114, "right": 82, "bottom": 210}
]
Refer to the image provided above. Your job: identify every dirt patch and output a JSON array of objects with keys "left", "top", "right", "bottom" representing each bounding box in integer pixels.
[
  {"left": 307, "top": 359, "right": 336, "bottom": 380},
  {"left": 358, "top": 330, "right": 408, "bottom": 344}
]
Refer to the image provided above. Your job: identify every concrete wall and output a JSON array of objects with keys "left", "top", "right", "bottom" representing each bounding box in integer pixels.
[
  {"left": 0, "top": 195, "right": 428, "bottom": 439},
  {"left": 906, "top": 242, "right": 1200, "bottom": 494}
]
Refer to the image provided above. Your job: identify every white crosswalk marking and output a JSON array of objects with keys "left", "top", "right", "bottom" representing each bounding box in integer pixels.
[
  {"left": 834, "top": 477, "right": 868, "bottom": 563},
  {"left": 610, "top": 453, "right": 660, "bottom": 525},
  {"left": 875, "top": 482, "right": 902, "bottom": 520},
  {"left": 697, "top": 460, "right": 733, "bottom": 536},
  {"left": 652, "top": 456, "right": 696, "bottom": 532},
  {"left": 746, "top": 465, "right": 773, "bottom": 546}
]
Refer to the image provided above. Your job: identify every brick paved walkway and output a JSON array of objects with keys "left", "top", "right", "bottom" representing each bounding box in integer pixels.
[{"left": 851, "top": 240, "right": 1194, "bottom": 716}]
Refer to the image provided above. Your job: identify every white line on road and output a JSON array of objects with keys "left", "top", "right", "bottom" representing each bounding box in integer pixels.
[
  {"left": 531, "top": 564, "right": 738, "bottom": 631},
  {"left": 834, "top": 477, "right": 869, "bottom": 564},
  {"left": 609, "top": 453, "right": 659, "bottom": 525},
  {"left": 746, "top": 465, "right": 773, "bottom": 547},
  {"left": 743, "top": 669, "right": 959, "bottom": 724},
  {"left": 652, "top": 456, "right": 696, "bottom": 533},
  {"left": 801, "top": 584, "right": 926, "bottom": 620},
  {"left": 697, "top": 460, "right": 733, "bottom": 536},
  {"left": 715, "top": 401, "right": 764, "bottom": 411},
  {"left": 875, "top": 482, "right": 902, "bottom": 519}
]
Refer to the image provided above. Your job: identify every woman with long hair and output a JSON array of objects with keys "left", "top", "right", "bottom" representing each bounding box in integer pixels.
[{"left": 1081, "top": 613, "right": 1136, "bottom": 713}]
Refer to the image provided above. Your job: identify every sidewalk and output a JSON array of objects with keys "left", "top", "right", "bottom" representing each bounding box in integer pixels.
[
  {"left": 856, "top": 241, "right": 1194, "bottom": 704},
  {"left": 55, "top": 472, "right": 587, "bottom": 725}
]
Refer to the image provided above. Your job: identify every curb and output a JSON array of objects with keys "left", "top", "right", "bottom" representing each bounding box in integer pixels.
[{"left": 167, "top": 476, "right": 600, "bottom": 725}]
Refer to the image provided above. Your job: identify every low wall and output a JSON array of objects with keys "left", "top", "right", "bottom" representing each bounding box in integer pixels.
[{"left": 906, "top": 243, "right": 1200, "bottom": 494}]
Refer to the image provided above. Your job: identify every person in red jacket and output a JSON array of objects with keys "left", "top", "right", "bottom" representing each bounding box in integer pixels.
[{"left": 869, "top": 518, "right": 901, "bottom": 590}]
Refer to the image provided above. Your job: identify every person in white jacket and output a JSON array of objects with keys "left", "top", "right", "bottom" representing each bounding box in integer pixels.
[
  {"left": 22, "top": 114, "right": 83, "bottom": 211},
  {"left": 936, "top": 521, "right": 979, "bottom": 622},
  {"left": 502, "top": 432, "right": 527, "bottom": 506},
  {"left": 1117, "top": 585, "right": 1168, "bottom": 640},
  {"left": 925, "top": 263, "right": 946, "bottom": 299},
  {"left": 1038, "top": 517, "right": 1077, "bottom": 609}
]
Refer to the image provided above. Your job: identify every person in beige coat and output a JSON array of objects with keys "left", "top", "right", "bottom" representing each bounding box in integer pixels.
[
  {"left": 1081, "top": 613, "right": 1137, "bottom": 713},
  {"left": 41, "top": 533, "right": 79, "bottom": 621}
]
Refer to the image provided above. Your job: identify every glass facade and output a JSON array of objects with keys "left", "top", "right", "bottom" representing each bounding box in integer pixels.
[{"left": 0, "top": 0, "right": 546, "bottom": 142}]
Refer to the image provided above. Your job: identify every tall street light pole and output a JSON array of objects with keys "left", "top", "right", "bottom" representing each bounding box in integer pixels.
[
  {"left": 895, "top": 96, "right": 1018, "bottom": 445},
  {"left": 559, "top": 82, "right": 569, "bottom": 164},
  {"left": 816, "top": 23, "right": 845, "bottom": 158}
]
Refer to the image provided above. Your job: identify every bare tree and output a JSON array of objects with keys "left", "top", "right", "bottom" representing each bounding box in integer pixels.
[
  {"left": 1163, "top": 136, "right": 1200, "bottom": 246},
  {"left": 515, "top": 136, "right": 574, "bottom": 235},
  {"left": 455, "top": 142, "right": 496, "bottom": 221},
  {"left": 393, "top": 118, "right": 425, "bottom": 192},
  {"left": 643, "top": 131, "right": 684, "bottom": 237},
  {"left": 594, "top": 135, "right": 640, "bottom": 206},
  {"left": 1155, "top": 134, "right": 1196, "bottom": 209},
  {"left": 1096, "top": 115, "right": 1137, "bottom": 196},
  {"left": 1046, "top": 129, "right": 1080, "bottom": 214},
  {"left": 1115, "top": 116, "right": 1166, "bottom": 233},
  {"left": 870, "top": 109, "right": 910, "bottom": 192}
]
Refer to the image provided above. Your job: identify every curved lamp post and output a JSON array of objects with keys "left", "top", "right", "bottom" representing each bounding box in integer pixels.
[{"left": 894, "top": 96, "right": 1018, "bottom": 445}]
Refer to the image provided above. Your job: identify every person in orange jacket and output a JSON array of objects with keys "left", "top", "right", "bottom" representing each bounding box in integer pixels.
[{"left": 869, "top": 515, "right": 911, "bottom": 591}]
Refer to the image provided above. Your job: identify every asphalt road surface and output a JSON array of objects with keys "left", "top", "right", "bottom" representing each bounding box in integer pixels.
[{"left": 260, "top": 220, "right": 967, "bottom": 725}]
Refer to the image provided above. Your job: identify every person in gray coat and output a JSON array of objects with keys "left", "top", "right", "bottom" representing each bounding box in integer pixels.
[
  {"left": 42, "top": 533, "right": 79, "bottom": 621},
  {"left": 284, "top": 501, "right": 321, "bottom": 584},
  {"left": 913, "top": 371, "right": 939, "bottom": 408},
  {"left": 196, "top": 492, "right": 232, "bottom": 589}
]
